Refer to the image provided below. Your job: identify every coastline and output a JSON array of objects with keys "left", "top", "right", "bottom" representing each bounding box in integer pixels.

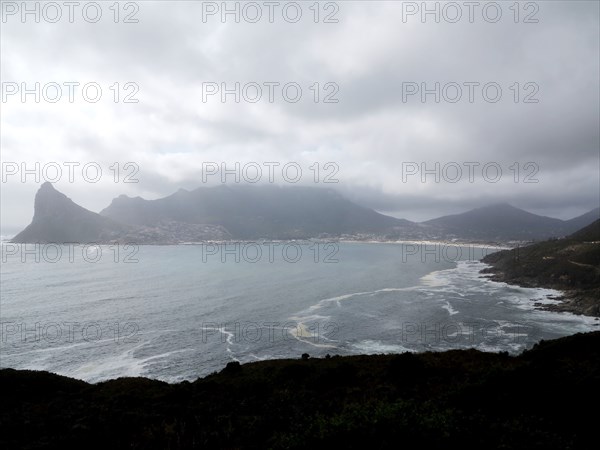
[
  {"left": 2, "top": 331, "right": 599, "bottom": 449},
  {"left": 340, "top": 238, "right": 512, "bottom": 250},
  {"left": 480, "top": 265, "right": 600, "bottom": 319},
  {"left": 2, "top": 238, "right": 514, "bottom": 250}
]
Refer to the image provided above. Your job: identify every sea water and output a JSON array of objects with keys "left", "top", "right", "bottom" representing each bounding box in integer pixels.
[{"left": 0, "top": 242, "right": 596, "bottom": 382}]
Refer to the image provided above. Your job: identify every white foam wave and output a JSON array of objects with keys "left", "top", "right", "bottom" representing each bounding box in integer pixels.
[
  {"left": 352, "top": 340, "right": 412, "bottom": 355},
  {"left": 442, "top": 301, "right": 459, "bottom": 316},
  {"left": 68, "top": 340, "right": 151, "bottom": 382}
]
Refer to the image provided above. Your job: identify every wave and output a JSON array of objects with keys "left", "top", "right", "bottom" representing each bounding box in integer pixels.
[{"left": 351, "top": 340, "right": 412, "bottom": 355}]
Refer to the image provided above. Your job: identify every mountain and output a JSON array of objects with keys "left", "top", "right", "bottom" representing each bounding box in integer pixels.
[
  {"left": 424, "top": 203, "right": 597, "bottom": 241},
  {"left": 482, "top": 219, "right": 600, "bottom": 316},
  {"left": 11, "top": 183, "right": 599, "bottom": 244},
  {"left": 100, "top": 185, "right": 412, "bottom": 239},
  {"left": 564, "top": 207, "right": 600, "bottom": 234},
  {"left": 12, "top": 184, "right": 412, "bottom": 243},
  {"left": 11, "top": 182, "right": 131, "bottom": 244},
  {"left": 569, "top": 218, "right": 600, "bottom": 241}
]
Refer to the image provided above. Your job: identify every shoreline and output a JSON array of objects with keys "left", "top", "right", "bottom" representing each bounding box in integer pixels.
[
  {"left": 339, "top": 239, "right": 512, "bottom": 250},
  {"left": 1, "top": 331, "right": 599, "bottom": 448},
  {"left": 480, "top": 268, "right": 600, "bottom": 319},
  {"left": 0, "top": 329, "right": 597, "bottom": 386},
  {"left": 1, "top": 238, "right": 514, "bottom": 250}
]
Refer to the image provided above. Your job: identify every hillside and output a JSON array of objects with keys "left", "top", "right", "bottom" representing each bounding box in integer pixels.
[
  {"left": 425, "top": 203, "right": 572, "bottom": 241},
  {"left": 100, "top": 185, "right": 411, "bottom": 239},
  {"left": 482, "top": 219, "right": 600, "bottom": 316},
  {"left": 11, "top": 182, "right": 131, "bottom": 244},
  {"left": 11, "top": 184, "right": 413, "bottom": 243},
  {"left": 565, "top": 207, "right": 600, "bottom": 234},
  {"left": 1, "top": 331, "right": 599, "bottom": 449},
  {"left": 10, "top": 183, "right": 599, "bottom": 244}
]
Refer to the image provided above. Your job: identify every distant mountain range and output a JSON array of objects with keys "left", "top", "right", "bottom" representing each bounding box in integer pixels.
[
  {"left": 99, "top": 184, "right": 412, "bottom": 240},
  {"left": 10, "top": 182, "right": 600, "bottom": 244},
  {"left": 424, "top": 203, "right": 599, "bottom": 241}
]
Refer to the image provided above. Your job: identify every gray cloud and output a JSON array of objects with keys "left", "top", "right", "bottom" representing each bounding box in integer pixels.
[{"left": 1, "top": 0, "right": 598, "bottom": 232}]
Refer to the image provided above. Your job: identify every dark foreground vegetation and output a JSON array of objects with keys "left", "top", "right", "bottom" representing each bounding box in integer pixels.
[
  {"left": 482, "top": 219, "right": 600, "bottom": 316},
  {"left": 2, "top": 331, "right": 599, "bottom": 449}
]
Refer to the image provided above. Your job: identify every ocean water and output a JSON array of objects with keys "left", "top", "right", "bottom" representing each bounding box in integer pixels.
[{"left": 0, "top": 242, "right": 597, "bottom": 383}]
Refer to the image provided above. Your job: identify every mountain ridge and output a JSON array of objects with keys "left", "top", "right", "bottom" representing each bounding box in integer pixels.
[
  {"left": 424, "top": 203, "right": 579, "bottom": 241},
  {"left": 10, "top": 183, "right": 600, "bottom": 244},
  {"left": 99, "top": 184, "right": 411, "bottom": 240},
  {"left": 11, "top": 182, "right": 131, "bottom": 244}
]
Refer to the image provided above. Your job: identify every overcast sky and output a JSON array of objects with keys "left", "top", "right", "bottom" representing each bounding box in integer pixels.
[{"left": 1, "top": 0, "right": 599, "bottom": 232}]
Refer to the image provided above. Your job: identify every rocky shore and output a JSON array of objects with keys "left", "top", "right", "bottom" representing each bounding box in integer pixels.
[
  {"left": 481, "top": 219, "right": 600, "bottom": 318},
  {"left": 481, "top": 268, "right": 600, "bottom": 318}
]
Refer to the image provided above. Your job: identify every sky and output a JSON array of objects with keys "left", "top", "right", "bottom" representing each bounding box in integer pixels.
[{"left": 1, "top": 0, "right": 599, "bottom": 233}]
